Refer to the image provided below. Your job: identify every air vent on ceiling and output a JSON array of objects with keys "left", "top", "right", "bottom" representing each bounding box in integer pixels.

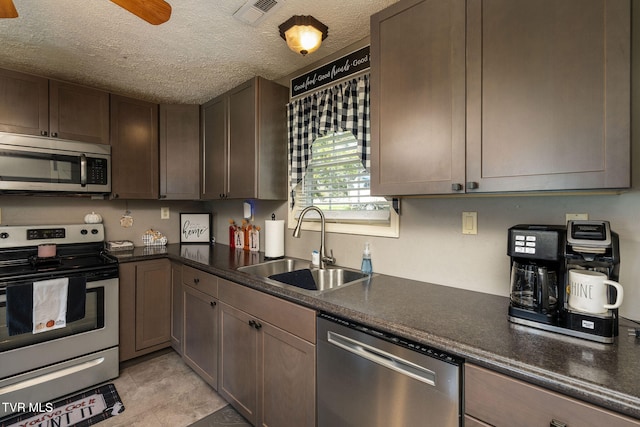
[{"left": 232, "top": 0, "right": 285, "bottom": 26}]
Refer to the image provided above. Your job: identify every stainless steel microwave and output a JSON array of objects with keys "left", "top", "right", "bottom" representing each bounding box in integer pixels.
[{"left": 0, "top": 132, "right": 110, "bottom": 194}]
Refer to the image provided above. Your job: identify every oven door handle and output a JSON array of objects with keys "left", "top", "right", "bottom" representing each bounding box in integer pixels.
[
  {"left": 1, "top": 279, "right": 106, "bottom": 299},
  {"left": 327, "top": 331, "right": 437, "bottom": 386},
  {"left": 80, "top": 154, "right": 87, "bottom": 187},
  {"left": 0, "top": 356, "right": 106, "bottom": 395}
]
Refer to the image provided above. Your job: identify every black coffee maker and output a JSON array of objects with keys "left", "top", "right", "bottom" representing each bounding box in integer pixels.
[
  {"left": 507, "top": 225, "right": 566, "bottom": 327},
  {"left": 508, "top": 221, "right": 621, "bottom": 343}
]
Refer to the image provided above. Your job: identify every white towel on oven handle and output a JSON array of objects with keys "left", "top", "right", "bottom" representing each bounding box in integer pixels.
[{"left": 33, "top": 278, "right": 69, "bottom": 334}]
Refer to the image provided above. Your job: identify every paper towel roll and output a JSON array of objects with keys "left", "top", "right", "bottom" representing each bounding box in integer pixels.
[{"left": 264, "top": 220, "right": 285, "bottom": 259}]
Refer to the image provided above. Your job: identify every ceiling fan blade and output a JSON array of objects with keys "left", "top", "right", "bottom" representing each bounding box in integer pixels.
[
  {"left": 0, "top": 0, "right": 18, "bottom": 18},
  {"left": 110, "top": 0, "right": 171, "bottom": 25}
]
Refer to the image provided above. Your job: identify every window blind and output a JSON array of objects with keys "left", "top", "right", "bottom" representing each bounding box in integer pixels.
[{"left": 295, "top": 132, "right": 390, "bottom": 223}]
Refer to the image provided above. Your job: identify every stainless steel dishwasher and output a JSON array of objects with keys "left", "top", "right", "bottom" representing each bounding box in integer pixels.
[{"left": 317, "top": 313, "right": 463, "bottom": 427}]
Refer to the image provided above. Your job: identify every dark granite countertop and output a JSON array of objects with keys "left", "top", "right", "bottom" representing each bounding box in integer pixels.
[{"left": 112, "top": 243, "right": 640, "bottom": 420}]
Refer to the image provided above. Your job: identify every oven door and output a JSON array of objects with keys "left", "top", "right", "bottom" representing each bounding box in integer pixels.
[{"left": 0, "top": 276, "right": 118, "bottom": 380}]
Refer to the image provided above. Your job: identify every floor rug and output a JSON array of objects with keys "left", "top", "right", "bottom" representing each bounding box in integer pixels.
[{"left": 0, "top": 383, "right": 125, "bottom": 427}]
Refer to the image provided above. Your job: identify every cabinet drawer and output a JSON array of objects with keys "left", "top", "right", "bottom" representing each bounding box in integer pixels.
[
  {"left": 218, "top": 278, "right": 316, "bottom": 344},
  {"left": 182, "top": 265, "right": 218, "bottom": 297},
  {"left": 465, "top": 364, "right": 640, "bottom": 427}
]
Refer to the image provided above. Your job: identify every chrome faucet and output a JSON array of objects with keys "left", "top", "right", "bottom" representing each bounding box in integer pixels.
[{"left": 293, "top": 206, "right": 335, "bottom": 269}]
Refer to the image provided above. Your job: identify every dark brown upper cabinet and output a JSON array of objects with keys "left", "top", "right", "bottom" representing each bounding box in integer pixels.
[
  {"left": 0, "top": 69, "right": 48, "bottom": 137},
  {"left": 110, "top": 94, "right": 159, "bottom": 199},
  {"left": 49, "top": 80, "right": 110, "bottom": 144},
  {"left": 201, "top": 77, "right": 288, "bottom": 200},
  {"left": 159, "top": 104, "right": 201, "bottom": 200},
  {"left": 0, "top": 69, "right": 109, "bottom": 144},
  {"left": 370, "top": 0, "right": 630, "bottom": 196}
]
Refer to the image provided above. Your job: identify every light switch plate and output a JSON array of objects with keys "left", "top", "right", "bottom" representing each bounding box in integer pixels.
[
  {"left": 161, "top": 207, "right": 170, "bottom": 220},
  {"left": 566, "top": 213, "right": 588, "bottom": 223},
  {"left": 462, "top": 212, "right": 478, "bottom": 235}
]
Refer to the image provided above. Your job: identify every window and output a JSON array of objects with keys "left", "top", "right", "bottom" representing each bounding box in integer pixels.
[
  {"left": 288, "top": 131, "right": 399, "bottom": 237},
  {"left": 287, "top": 75, "right": 399, "bottom": 237},
  {"left": 299, "top": 131, "right": 389, "bottom": 222}
]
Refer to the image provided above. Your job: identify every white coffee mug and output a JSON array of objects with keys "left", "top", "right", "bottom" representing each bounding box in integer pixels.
[{"left": 567, "top": 269, "right": 623, "bottom": 314}]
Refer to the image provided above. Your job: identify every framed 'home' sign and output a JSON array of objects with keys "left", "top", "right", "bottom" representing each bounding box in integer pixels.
[{"left": 180, "top": 213, "right": 212, "bottom": 243}]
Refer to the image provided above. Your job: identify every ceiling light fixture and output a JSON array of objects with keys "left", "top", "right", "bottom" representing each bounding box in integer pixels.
[{"left": 278, "top": 15, "right": 328, "bottom": 56}]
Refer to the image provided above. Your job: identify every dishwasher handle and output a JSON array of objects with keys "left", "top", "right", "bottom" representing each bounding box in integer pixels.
[{"left": 327, "top": 331, "right": 437, "bottom": 387}]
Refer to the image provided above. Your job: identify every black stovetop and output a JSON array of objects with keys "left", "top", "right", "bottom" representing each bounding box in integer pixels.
[{"left": 0, "top": 242, "right": 118, "bottom": 282}]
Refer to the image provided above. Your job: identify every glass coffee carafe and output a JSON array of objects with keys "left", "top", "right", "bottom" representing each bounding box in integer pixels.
[{"left": 510, "top": 261, "right": 558, "bottom": 314}]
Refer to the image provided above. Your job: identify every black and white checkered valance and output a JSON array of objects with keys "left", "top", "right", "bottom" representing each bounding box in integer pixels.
[{"left": 287, "top": 74, "right": 370, "bottom": 203}]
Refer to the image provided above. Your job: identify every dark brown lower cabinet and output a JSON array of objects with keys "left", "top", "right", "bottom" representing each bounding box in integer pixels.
[
  {"left": 182, "top": 282, "right": 219, "bottom": 389},
  {"left": 219, "top": 302, "right": 258, "bottom": 422},
  {"left": 261, "top": 321, "right": 315, "bottom": 427},
  {"left": 119, "top": 259, "right": 171, "bottom": 362},
  {"left": 218, "top": 278, "right": 316, "bottom": 427},
  {"left": 465, "top": 364, "right": 640, "bottom": 426},
  {"left": 170, "top": 261, "right": 183, "bottom": 354}
]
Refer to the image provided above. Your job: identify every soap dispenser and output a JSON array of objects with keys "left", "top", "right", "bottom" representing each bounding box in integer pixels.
[{"left": 361, "top": 243, "right": 373, "bottom": 274}]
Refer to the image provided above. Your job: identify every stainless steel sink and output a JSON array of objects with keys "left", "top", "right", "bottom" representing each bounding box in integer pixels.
[
  {"left": 237, "top": 258, "right": 311, "bottom": 277},
  {"left": 237, "top": 258, "right": 372, "bottom": 294}
]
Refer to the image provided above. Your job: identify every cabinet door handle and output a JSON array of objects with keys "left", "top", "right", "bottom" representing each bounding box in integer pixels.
[
  {"left": 193, "top": 278, "right": 200, "bottom": 285},
  {"left": 210, "top": 301, "right": 216, "bottom": 307},
  {"left": 41, "top": 130, "right": 48, "bottom": 136},
  {"left": 51, "top": 132, "right": 58, "bottom": 138},
  {"left": 248, "top": 319, "right": 262, "bottom": 330},
  {"left": 466, "top": 181, "right": 479, "bottom": 190},
  {"left": 550, "top": 420, "right": 567, "bottom": 427},
  {"left": 451, "top": 183, "right": 463, "bottom": 191}
]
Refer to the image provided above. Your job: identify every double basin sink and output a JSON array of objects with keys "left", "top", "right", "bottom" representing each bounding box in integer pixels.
[{"left": 237, "top": 258, "right": 372, "bottom": 295}]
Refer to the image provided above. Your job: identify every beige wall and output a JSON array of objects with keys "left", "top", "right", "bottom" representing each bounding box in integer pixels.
[{"left": 0, "top": 197, "right": 202, "bottom": 244}]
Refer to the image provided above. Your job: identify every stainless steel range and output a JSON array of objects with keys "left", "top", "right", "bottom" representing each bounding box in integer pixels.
[{"left": 0, "top": 224, "right": 119, "bottom": 418}]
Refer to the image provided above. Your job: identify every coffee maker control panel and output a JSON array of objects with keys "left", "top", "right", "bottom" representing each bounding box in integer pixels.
[{"left": 507, "top": 225, "right": 565, "bottom": 261}]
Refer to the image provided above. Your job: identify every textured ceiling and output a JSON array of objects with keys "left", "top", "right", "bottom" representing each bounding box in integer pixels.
[{"left": 0, "top": 0, "right": 398, "bottom": 104}]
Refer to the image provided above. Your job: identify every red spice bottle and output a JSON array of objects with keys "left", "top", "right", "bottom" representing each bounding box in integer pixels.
[{"left": 229, "top": 219, "right": 236, "bottom": 248}]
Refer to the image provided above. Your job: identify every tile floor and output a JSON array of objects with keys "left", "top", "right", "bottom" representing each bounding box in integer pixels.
[{"left": 100, "top": 349, "right": 235, "bottom": 427}]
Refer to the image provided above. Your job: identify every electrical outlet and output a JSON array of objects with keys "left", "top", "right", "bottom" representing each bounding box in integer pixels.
[
  {"left": 566, "top": 213, "right": 588, "bottom": 223},
  {"left": 462, "top": 212, "right": 478, "bottom": 235},
  {"left": 161, "top": 207, "right": 170, "bottom": 220}
]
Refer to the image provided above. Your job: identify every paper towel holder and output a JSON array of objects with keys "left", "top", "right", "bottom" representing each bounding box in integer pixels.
[{"left": 264, "top": 213, "right": 285, "bottom": 260}]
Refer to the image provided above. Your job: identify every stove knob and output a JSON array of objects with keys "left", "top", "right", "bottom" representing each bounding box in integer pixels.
[
  {"left": 91, "top": 229, "right": 99, "bottom": 234},
  {"left": 81, "top": 229, "right": 88, "bottom": 235},
  {"left": 0, "top": 232, "right": 8, "bottom": 239}
]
